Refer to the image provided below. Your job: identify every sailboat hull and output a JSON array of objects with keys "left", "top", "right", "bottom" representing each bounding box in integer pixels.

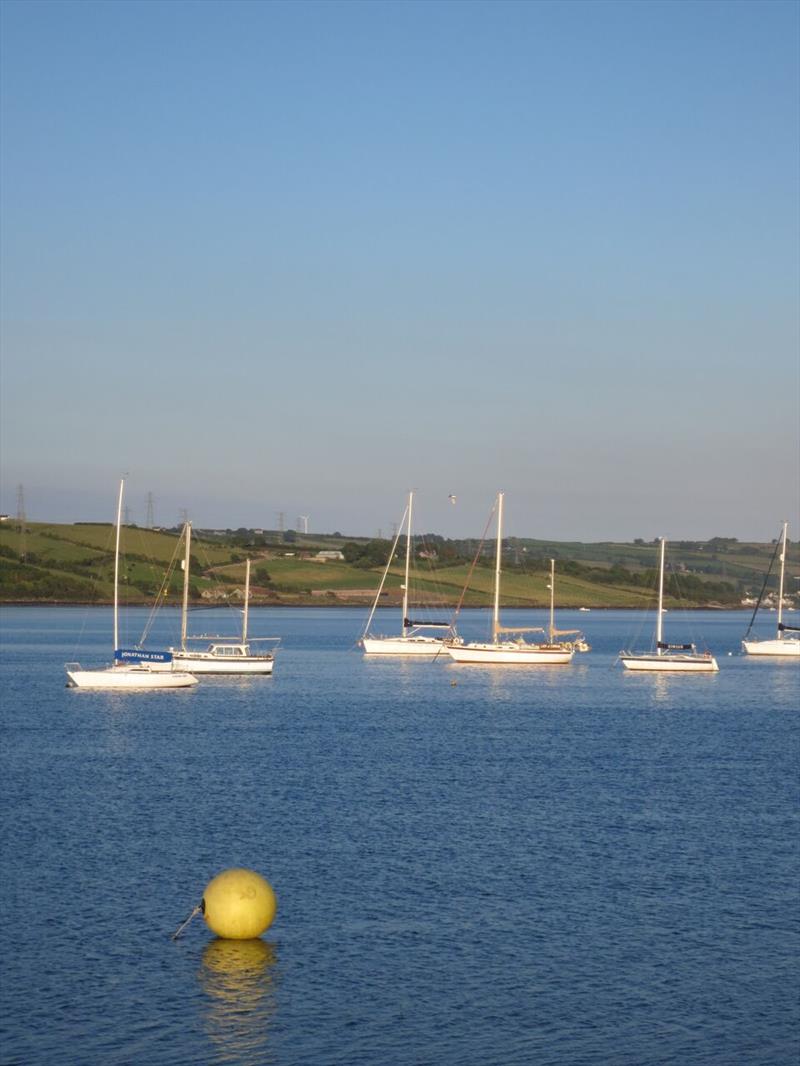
[
  {"left": 66, "top": 665, "right": 198, "bottom": 689},
  {"left": 171, "top": 652, "right": 275, "bottom": 674},
  {"left": 361, "top": 636, "right": 447, "bottom": 656},
  {"left": 447, "top": 642, "right": 574, "bottom": 665},
  {"left": 742, "top": 639, "right": 800, "bottom": 658},
  {"left": 620, "top": 654, "right": 719, "bottom": 673}
]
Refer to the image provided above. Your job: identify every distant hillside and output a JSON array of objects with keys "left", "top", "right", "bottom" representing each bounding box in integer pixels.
[{"left": 1, "top": 521, "right": 797, "bottom": 609}]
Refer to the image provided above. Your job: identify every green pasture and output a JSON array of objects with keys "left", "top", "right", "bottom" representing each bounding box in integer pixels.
[
  {"left": 519, "top": 536, "right": 796, "bottom": 575},
  {"left": 394, "top": 563, "right": 656, "bottom": 608},
  {"left": 212, "top": 557, "right": 389, "bottom": 592},
  {"left": 2, "top": 519, "right": 794, "bottom": 607},
  {"left": 0, "top": 556, "right": 113, "bottom": 601},
  {"left": 0, "top": 525, "right": 109, "bottom": 565},
  {"left": 1, "top": 522, "right": 234, "bottom": 567},
  {"left": 211, "top": 557, "right": 659, "bottom": 607}
]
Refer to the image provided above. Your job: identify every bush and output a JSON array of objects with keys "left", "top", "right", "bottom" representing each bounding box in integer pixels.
[{"left": 342, "top": 539, "right": 393, "bottom": 568}]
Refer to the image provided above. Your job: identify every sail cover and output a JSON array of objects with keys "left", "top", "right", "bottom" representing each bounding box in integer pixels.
[{"left": 657, "top": 641, "right": 695, "bottom": 651}]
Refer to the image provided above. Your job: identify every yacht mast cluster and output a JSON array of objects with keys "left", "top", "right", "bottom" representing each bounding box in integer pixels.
[
  {"left": 170, "top": 522, "right": 279, "bottom": 674},
  {"left": 65, "top": 480, "right": 198, "bottom": 689},
  {"left": 363, "top": 491, "right": 589, "bottom": 665},
  {"left": 446, "top": 492, "right": 587, "bottom": 665}
]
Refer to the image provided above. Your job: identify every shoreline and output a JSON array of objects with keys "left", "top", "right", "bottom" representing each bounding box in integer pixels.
[{"left": 0, "top": 600, "right": 751, "bottom": 611}]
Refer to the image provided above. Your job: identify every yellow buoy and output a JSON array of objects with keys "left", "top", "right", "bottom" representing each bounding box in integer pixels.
[{"left": 202, "top": 868, "right": 277, "bottom": 940}]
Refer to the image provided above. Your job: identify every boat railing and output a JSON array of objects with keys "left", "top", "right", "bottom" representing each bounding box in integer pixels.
[{"left": 183, "top": 634, "right": 281, "bottom": 643}]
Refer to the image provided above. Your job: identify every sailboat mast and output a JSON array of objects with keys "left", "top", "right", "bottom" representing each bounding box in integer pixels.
[
  {"left": 361, "top": 511, "right": 407, "bottom": 641},
  {"left": 242, "top": 558, "right": 251, "bottom": 642},
  {"left": 777, "top": 521, "right": 787, "bottom": 638},
  {"left": 656, "top": 537, "right": 666, "bottom": 653},
  {"left": 402, "top": 491, "right": 413, "bottom": 633},
  {"left": 549, "top": 559, "right": 555, "bottom": 642},
  {"left": 180, "top": 522, "right": 191, "bottom": 650},
  {"left": 492, "top": 493, "right": 503, "bottom": 643},
  {"left": 113, "top": 478, "right": 124, "bottom": 653}
]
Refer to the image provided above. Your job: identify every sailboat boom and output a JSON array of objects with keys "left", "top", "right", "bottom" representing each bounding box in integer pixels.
[{"left": 495, "top": 625, "right": 545, "bottom": 634}]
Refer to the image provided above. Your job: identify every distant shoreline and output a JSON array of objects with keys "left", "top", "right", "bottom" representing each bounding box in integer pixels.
[
  {"left": 3, "top": 520, "right": 792, "bottom": 613},
  {"left": 0, "top": 600, "right": 750, "bottom": 611}
]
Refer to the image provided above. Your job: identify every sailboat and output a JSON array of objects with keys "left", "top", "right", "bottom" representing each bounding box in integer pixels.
[
  {"left": 619, "top": 537, "right": 718, "bottom": 672},
  {"left": 742, "top": 522, "right": 799, "bottom": 657},
  {"left": 65, "top": 481, "right": 199, "bottom": 689},
  {"left": 446, "top": 493, "right": 576, "bottom": 665},
  {"left": 361, "top": 491, "right": 456, "bottom": 655},
  {"left": 170, "top": 524, "right": 279, "bottom": 674}
]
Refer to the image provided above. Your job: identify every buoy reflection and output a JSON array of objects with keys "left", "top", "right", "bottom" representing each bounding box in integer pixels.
[{"left": 199, "top": 938, "right": 277, "bottom": 1063}]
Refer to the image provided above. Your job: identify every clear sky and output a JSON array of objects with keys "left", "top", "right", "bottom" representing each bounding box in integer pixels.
[{"left": 1, "top": 0, "right": 798, "bottom": 541}]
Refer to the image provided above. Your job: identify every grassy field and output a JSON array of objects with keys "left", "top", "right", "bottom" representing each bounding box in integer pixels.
[
  {"left": 9, "top": 523, "right": 233, "bottom": 566},
  {"left": 1, "top": 523, "right": 242, "bottom": 602},
  {"left": 1, "top": 520, "right": 796, "bottom": 608},
  {"left": 203, "top": 556, "right": 657, "bottom": 607},
  {"left": 511, "top": 536, "right": 799, "bottom": 585}
]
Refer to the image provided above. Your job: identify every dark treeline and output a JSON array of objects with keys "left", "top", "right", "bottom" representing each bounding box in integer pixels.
[{"left": 0, "top": 558, "right": 101, "bottom": 601}]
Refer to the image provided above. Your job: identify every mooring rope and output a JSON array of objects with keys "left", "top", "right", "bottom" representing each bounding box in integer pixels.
[{"left": 171, "top": 903, "right": 202, "bottom": 941}]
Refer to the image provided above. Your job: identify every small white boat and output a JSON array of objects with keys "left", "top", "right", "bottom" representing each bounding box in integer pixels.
[
  {"left": 361, "top": 491, "right": 455, "bottom": 656},
  {"left": 742, "top": 522, "right": 800, "bottom": 658},
  {"left": 171, "top": 527, "right": 279, "bottom": 674},
  {"left": 447, "top": 494, "right": 584, "bottom": 666},
  {"left": 65, "top": 481, "right": 198, "bottom": 690},
  {"left": 65, "top": 661, "right": 198, "bottom": 689},
  {"left": 619, "top": 538, "right": 718, "bottom": 673}
]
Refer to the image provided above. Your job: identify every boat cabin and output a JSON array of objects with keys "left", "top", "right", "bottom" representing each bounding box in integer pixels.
[{"left": 207, "top": 643, "right": 253, "bottom": 657}]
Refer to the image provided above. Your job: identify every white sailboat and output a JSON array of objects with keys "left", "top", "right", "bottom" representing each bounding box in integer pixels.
[
  {"left": 619, "top": 538, "right": 718, "bottom": 672},
  {"left": 742, "top": 522, "right": 799, "bottom": 658},
  {"left": 361, "top": 491, "right": 456, "bottom": 655},
  {"left": 170, "top": 524, "right": 279, "bottom": 674},
  {"left": 447, "top": 493, "right": 576, "bottom": 665},
  {"left": 65, "top": 481, "right": 199, "bottom": 689}
]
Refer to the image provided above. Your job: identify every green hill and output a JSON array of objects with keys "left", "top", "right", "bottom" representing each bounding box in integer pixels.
[{"left": 1, "top": 521, "right": 796, "bottom": 609}]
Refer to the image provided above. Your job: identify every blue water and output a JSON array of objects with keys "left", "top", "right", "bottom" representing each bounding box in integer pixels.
[{"left": 1, "top": 606, "right": 798, "bottom": 1065}]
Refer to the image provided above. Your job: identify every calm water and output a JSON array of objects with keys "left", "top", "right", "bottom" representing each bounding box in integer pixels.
[{"left": 1, "top": 606, "right": 798, "bottom": 1065}]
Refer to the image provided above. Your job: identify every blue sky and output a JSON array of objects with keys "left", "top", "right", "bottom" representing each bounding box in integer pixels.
[{"left": 1, "top": 0, "right": 798, "bottom": 540}]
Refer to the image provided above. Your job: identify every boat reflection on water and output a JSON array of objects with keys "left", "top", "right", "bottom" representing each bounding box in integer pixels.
[
  {"left": 199, "top": 938, "right": 278, "bottom": 1063},
  {"left": 623, "top": 669, "right": 719, "bottom": 705}
]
